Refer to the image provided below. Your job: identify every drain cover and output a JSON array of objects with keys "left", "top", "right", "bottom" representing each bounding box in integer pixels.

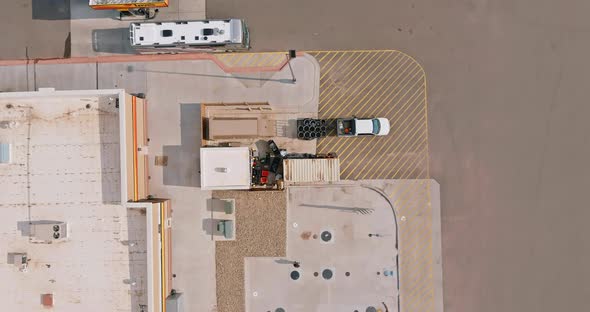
[
  {"left": 290, "top": 271, "right": 300, "bottom": 280},
  {"left": 275, "top": 308, "right": 286, "bottom": 312},
  {"left": 366, "top": 307, "right": 377, "bottom": 312},
  {"left": 320, "top": 231, "right": 332, "bottom": 242},
  {"left": 322, "top": 269, "right": 333, "bottom": 280}
]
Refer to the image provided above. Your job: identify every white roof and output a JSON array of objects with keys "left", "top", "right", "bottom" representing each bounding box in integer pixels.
[
  {"left": 283, "top": 158, "right": 340, "bottom": 184},
  {"left": 130, "top": 19, "right": 244, "bottom": 46},
  {"left": 0, "top": 88, "right": 146, "bottom": 312},
  {"left": 200, "top": 147, "right": 251, "bottom": 190},
  {"left": 355, "top": 119, "right": 375, "bottom": 134}
]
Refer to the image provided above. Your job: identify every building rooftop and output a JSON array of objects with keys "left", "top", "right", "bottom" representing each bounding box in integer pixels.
[
  {"left": 0, "top": 89, "right": 148, "bottom": 312},
  {"left": 200, "top": 147, "right": 252, "bottom": 190}
]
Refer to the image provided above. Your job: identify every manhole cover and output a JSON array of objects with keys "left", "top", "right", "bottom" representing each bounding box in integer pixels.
[
  {"left": 320, "top": 231, "right": 332, "bottom": 242},
  {"left": 322, "top": 269, "right": 333, "bottom": 280},
  {"left": 275, "top": 308, "right": 286, "bottom": 312},
  {"left": 290, "top": 271, "right": 300, "bottom": 280},
  {"left": 366, "top": 307, "right": 377, "bottom": 312}
]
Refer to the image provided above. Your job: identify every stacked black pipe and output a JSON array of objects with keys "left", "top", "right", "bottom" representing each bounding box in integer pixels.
[{"left": 297, "top": 118, "right": 328, "bottom": 140}]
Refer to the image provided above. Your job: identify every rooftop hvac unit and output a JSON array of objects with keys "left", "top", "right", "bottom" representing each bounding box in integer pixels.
[
  {"left": 7, "top": 252, "right": 28, "bottom": 272},
  {"left": 30, "top": 222, "right": 68, "bottom": 243}
]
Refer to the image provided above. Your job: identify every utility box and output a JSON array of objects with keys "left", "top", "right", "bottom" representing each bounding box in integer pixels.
[
  {"left": 166, "top": 292, "right": 184, "bottom": 312},
  {"left": 30, "top": 222, "right": 68, "bottom": 243},
  {"left": 7, "top": 252, "right": 27, "bottom": 266}
]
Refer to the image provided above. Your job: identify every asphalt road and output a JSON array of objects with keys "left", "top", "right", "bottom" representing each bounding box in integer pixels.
[
  {"left": 208, "top": 1, "right": 590, "bottom": 311},
  {"left": 0, "top": 0, "right": 71, "bottom": 59}
]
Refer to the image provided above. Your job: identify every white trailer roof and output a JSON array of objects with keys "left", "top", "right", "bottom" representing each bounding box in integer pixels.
[
  {"left": 200, "top": 147, "right": 251, "bottom": 190},
  {"left": 130, "top": 19, "right": 244, "bottom": 46}
]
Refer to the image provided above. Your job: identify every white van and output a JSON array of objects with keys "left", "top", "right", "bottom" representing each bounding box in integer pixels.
[{"left": 129, "top": 19, "right": 250, "bottom": 53}]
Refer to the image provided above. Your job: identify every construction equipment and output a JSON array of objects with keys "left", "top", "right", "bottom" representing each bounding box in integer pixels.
[{"left": 89, "top": 0, "right": 168, "bottom": 20}]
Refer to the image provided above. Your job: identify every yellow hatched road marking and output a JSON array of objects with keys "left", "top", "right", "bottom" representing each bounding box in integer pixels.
[
  {"left": 328, "top": 52, "right": 405, "bottom": 119},
  {"left": 319, "top": 65, "right": 423, "bottom": 156},
  {"left": 343, "top": 84, "right": 426, "bottom": 177},
  {"left": 319, "top": 52, "right": 381, "bottom": 113},
  {"left": 320, "top": 52, "right": 392, "bottom": 118},
  {"left": 321, "top": 52, "right": 400, "bottom": 120},
  {"left": 216, "top": 51, "right": 434, "bottom": 312},
  {"left": 373, "top": 109, "right": 427, "bottom": 178},
  {"left": 316, "top": 57, "right": 416, "bottom": 150}
]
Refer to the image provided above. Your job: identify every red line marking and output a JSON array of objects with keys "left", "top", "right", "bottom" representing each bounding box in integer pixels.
[{"left": 0, "top": 53, "right": 290, "bottom": 73}]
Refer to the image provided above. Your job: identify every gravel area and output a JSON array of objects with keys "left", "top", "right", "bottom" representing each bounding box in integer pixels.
[{"left": 214, "top": 190, "right": 287, "bottom": 312}]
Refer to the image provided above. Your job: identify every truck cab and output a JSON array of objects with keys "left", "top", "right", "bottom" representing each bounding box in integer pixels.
[{"left": 336, "top": 118, "right": 390, "bottom": 137}]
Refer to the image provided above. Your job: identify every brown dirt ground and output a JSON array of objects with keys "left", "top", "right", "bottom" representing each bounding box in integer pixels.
[{"left": 214, "top": 190, "right": 287, "bottom": 312}]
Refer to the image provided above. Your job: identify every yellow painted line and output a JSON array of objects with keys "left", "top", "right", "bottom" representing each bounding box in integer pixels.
[
  {"left": 318, "top": 51, "right": 366, "bottom": 91},
  {"left": 318, "top": 53, "right": 353, "bottom": 90},
  {"left": 318, "top": 51, "right": 374, "bottom": 108},
  {"left": 357, "top": 62, "right": 421, "bottom": 118},
  {"left": 226, "top": 53, "right": 243, "bottom": 66},
  {"left": 240, "top": 53, "right": 257, "bottom": 66},
  {"left": 387, "top": 133, "right": 428, "bottom": 176},
  {"left": 388, "top": 136, "right": 428, "bottom": 182},
  {"left": 324, "top": 68, "right": 426, "bottom": 157},
  {"left": 317, "top": 57, "right": 404, "bottom": 153},
  {"left": 374, "top": 74, "right": 424, "bottom": 120},
  {"left": 272, "top": 53, "right": 286, "bottom": 66},
  {"left": 315, "top": 50, "right": 338, "bottom": 64},
  {"left": 316, "top": 57, "right": 416, "bottom": 150},
  {"left": 343, "top": 105, "right": 424, "bottom": 179},
  {"left": 341, "top": 89, "right": 422, "bottom": 179},
  {"left": 316, "top": 56, "right": 413, "bottom": 150},
  {"left": 318, "top": 52, "right": 382, "bottom": 113},
  {"left": 320, "top": 52, "right": 395, "bottom": 119},
  {"left": 341, "top": 84, "right": 422, "bottom": 179},
  {"left": 397, "top": 177, "right": 431, "bottom": 302},
  {"left": 253, "top": 54, "right": 269, "bottom": 67},
  {"left": 384, "top": 134, "right": 428, "bottom": 178},
  {"left": 329, "top": 52, "right": 405, "bottom": 117},
  {"left": 372, "top": 109, "right": 427, "bottom": 179},
  {"left": 345, "top": 120, "right": 420, "bottom": 180},
  {"left": 321, "top": 51, "right": 400, "bottom": 120},
  {"left": 332, "top": 136, "right": 369, "bottom": 169},
  {"left": 311, "top": 50, "right": 430, "bottom": 184}
]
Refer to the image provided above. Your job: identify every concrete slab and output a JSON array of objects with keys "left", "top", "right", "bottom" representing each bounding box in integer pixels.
[
  {"left": 34, "top": 64, "right": 97, "bottom": 90},
  {"left": 97, "top": 62, "right": 148, "bottom": 94},
  {"left": 0, "top": 52, "right": 320, "bottom": 312},
  {"left": 0, "top": 65, "right": 30, "bottom": 92},
  {"left": 142, "top": 54, "right": 318, "bottom": 112},
  {"left": 365, "top": 179, "right": 443, "bottom": 312},
  {"left": 245, "top": 185, "right": 398, "bottom": 312}
]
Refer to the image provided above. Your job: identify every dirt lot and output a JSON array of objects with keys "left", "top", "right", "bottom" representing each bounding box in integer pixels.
[{"left": 214, "top": 190, "right": 287, "bottom": 312}]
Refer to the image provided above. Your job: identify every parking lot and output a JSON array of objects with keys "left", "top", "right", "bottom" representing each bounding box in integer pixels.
[{"left": 307, "top": 50, "right": 429, "bottom": 181}]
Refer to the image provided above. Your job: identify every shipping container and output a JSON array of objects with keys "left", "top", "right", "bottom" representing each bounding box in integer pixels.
[{"left": 283, "top": 158, "right": 340, "bottom": 184}]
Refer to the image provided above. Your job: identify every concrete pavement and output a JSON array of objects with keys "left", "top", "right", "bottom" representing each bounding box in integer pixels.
[
  {"left": 0, "top": 0, "right": 206, "bottom": 59},
  {"left": 0, "top": 55, "right": 319, "bottom": 312}
]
